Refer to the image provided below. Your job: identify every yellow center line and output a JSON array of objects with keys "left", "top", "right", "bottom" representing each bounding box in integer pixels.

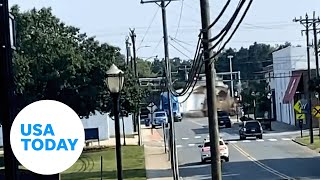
[{"left": 232, "top": 144, "right": 296, "bottom": 180}]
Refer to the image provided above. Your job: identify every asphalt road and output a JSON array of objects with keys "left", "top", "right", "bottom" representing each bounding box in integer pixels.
[{"left": 169, "top": 117, "right": 320, "bottom": 180}]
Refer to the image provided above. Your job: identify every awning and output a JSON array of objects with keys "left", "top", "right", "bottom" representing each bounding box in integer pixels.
[{"left": 283, "top": 72, "right": 303, "bottom": 104}]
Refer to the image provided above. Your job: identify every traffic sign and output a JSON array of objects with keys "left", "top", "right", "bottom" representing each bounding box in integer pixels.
[
  {"left": 312, "top": 105, "right": 320, "bottom": 118},
  {"left": 296, "top": 113, "right": 306, "bottom": 120},
  {"left": 294, "top": 99, "right": 308, "bottom": 114},
  {"left": 294, "top": 100, "right": 302, "bottom": 113},
  {"left": 300, "top": 99, "right": 308, "bottom": 112},
  {"left": 147, "top": 102, "right": 157, "bottom": 113}
]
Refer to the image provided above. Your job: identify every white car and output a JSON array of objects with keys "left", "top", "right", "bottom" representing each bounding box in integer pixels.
[
  {"left": 198, "top": 138, "right": 229, "bottom": 163},
  {"left": 151, "top": 111, "right": 168, "bottom": 128}
]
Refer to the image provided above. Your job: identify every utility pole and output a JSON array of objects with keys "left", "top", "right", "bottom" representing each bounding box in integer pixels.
[
  {"left": 130, "top": 29, "right": 142, "bottom": 146},
  {"left": 125, "top": 37, "right": 132, "bottom": 66},
  {"left": 129, "top": 29, "right": 137, "bottom": 133},
  {"left": 140, "top": 0, "right": 180, "bottom": 179},
  {"left": 0, "top": 0, "right": 19, "bottom": 179},
  {"left": 200, "top": 0, "right": 222, "bottom": 179},
  {"left": 130, "top": 30, "right": 136, "bottom": 71},
  {"left": 227, "top": 55, "right": 234, "bottom": 97},
  {"left": 312, "top": 11, "right": 320, "bottom": 78},
  {"left": 294, "top": 14, "right": 314, "bottom": 144},
  {"left": 179, "top": 65, "right": 191, "bottom": 81}
]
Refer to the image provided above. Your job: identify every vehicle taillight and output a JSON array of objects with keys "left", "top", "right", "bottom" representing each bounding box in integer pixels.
[{"left": 203, "top": 147, "right": 210, "bottom": 152}]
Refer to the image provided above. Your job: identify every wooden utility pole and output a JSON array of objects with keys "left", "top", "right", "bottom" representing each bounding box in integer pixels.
[
  {"left": 294, "top": 14, "right": 317, "bottom": 144},
  {"left": 312, "top": 11, "right": 320, "bottom": 78},
  {"left": 140, "top": 0, "right": 180, "bottom": 179},
  {"left": 200, "top": 0, "right": 222, "bottom": 179},
  {"left": 129, "top": 29, "right": 142, "bottom": 146}
]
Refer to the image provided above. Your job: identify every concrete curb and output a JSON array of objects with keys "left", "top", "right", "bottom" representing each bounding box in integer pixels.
[{"left": 291, "top": 138, "right": 307, "bottom": 146}]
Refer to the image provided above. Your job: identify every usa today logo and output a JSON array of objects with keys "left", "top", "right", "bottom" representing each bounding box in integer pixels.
[{"left": 10, "top": 100, "right": 85, "bottom": 175}]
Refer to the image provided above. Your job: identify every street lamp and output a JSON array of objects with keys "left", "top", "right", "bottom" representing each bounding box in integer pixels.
[
  {"left": 137, "top": 45, "right": 151, "bottom": 52},
  {"left": 106, "top": 64, "right": 125, "bottom": 180},
  {"left": 266, "top": 92, "right": 272, "bottom": 130},
  {"left": 251, "top": 92, "right": 256, "bottom": 120}
]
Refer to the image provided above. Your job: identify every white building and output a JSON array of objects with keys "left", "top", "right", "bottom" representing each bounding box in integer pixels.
[{"left": 272, "top": 46, "right": 316, "bottom": 125}]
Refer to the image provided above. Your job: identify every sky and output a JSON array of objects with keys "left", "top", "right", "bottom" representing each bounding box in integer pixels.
[{"left": 8, "top": 0, "right": 320, "bottom": 61}]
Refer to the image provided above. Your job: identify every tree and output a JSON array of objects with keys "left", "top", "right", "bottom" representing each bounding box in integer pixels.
[
  {"left": 11, "top": 5, "right": 146, "bottom": 117},
  {"left": 136, "top": 58, "right": 156, "bottom": 77}
]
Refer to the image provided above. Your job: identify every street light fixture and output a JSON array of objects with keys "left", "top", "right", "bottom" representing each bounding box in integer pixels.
[
  {"left": 137, "top": 45, "right": 151, "bottom": 52},
  {"left": 106, "top": 64, "right": 125, "bottom": 180}
]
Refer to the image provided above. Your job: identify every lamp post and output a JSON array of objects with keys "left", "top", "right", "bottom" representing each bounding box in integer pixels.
[
  {"left": 106, "top": 64, "right": 125, "bottom": 180},
  {"left": 267, "top": 92, "right": 272, "bottom": 130},
  {"left": 267, "top": 92, "right": 272, "bottom": 119},
  {"left": 251, "top": 92, "right": 256, "bottom": 120}
]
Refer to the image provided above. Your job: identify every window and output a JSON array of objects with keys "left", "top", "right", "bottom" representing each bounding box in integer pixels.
[
  {"left": 245, "top": 122, "right": 260, "bottom": 129},
  {"left": 155, "top": 113, "right": 165, "bottom": 117},
  {"left": 218, "top": 111, "right": 229, "bottom": 117}
]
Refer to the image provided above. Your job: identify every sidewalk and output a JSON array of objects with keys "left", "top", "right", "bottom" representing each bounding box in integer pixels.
[{"left": 142, "top": 125, "right": 174, "bottom": 180}]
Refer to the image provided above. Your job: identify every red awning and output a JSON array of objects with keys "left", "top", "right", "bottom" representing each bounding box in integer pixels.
[{"left": 283, "top": 72, "right": 303, "bottom": 104}]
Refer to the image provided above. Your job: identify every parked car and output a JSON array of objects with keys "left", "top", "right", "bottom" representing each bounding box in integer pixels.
[
  {"left": 239, "top": 120, "right": 263, "bottom": 140},
  {"left": 198, "top": 138, "right": 229, "bottom": 163},
  {"left": 151, "top": 111, "right": 168, "bottom": 128},
  {"left": 218, "top": 111, "right": 232, "bottom": 128}
]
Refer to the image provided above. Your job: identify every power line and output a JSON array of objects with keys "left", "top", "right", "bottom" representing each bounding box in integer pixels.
[
  {"left": 174, "top": 0, "right": 184, "bottom": 38},
  {"left": 208, "top": 0, "right": 254, "bottom": 61},
  {"left": 150, "top": 37, "right": 163, "bottom": 56},
  {"left": 169, "top": 36, "right": 194, "bottom": 53},
  {"left": 138, "top": 6, "right": 160, "bottom": 49},
  {"left": 169, "top": 42, "right": 192, "bottom": 60}
]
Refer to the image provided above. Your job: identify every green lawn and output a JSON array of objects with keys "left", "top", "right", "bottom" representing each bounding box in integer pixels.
[
  {"left": 295, "top": 136, "right": 320, "bottom": 150},
  {"left": 61, "top": 146, "right": 146, "bottom": 180}
]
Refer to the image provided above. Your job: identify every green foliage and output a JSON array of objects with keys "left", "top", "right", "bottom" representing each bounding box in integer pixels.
[
  {"left": 240, "top": 81, "right": 270, "bottom": 116},
  {"left": 136, "top": 58, "right": 156, "bottom": 77},
  {"left": 216, "top": 43, "right": 275, "bottom": 80},
  {"left": 11, "top": 5, "right": 145, "bottom": 117}
]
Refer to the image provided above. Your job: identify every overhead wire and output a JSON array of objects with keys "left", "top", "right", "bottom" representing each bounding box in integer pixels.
[
  {"left": 151, "top": 37, "right": 163, "bottom": 56},
  {"left": 206, "top": 0, "right": 231, "bottom": 31},
  {"left": 207, "top": 0, "right": 254, "bottom": 61},
  {"left": 168, "top": 34, "right": 204, "bottom": 97},
  {"left": 169, "top": 37, "right": 195, "bottom": 47},
  {"left": 166, "top": 0, "right": 239, "bottom": 97},
  {"left": 169, "top": 42, "right": 192, "bottom": 59},
  {"left": 169, "top": 36, "right": 194, "bottom": 53},
  {"left": 174, "top": 0, "right": 184, "bottom": 38},
  {"left": 169, "top": 49, "right": 204, "bottom": 97},
  {"left": 177, "top": 61, "right": 204, "bottom": 103},
  {"left": 206, "top": 0, "right": 246, "bottom": 44},
  {"left": 164, "top": 0, "right": 253, "bottom": 102},
  {"left": 137, "top": 7, "right": 160, "bottom": 49}
]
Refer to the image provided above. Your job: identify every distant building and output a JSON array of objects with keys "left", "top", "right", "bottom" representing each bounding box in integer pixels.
[{"left": 272, "top": 46, "right": 318, "bottom": 127}]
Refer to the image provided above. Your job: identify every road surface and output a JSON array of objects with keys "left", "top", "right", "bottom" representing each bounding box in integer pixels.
[{"left": 167, "top": 117, "right": 320, "bottom": 180}]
